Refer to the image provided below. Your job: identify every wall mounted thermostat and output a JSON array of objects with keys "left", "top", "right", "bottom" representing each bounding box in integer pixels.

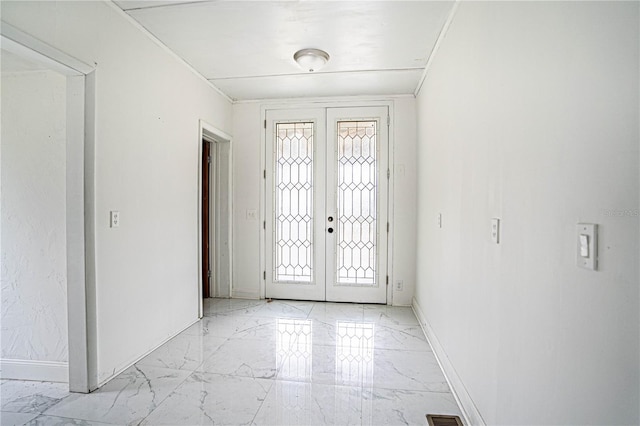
[{"left": 577, "top": 223, "right": 597, "bottom": 270}]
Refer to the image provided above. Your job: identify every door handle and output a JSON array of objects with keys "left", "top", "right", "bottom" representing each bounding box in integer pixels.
[
  {"left": 327, "top": 227, "right": 334, "bottom": 233},
  {"left": 328, "top": 216, "right": 333, "bottom": 222}
]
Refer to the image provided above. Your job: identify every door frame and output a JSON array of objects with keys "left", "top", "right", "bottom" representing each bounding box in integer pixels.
[
  {"left": 259, "top": 100, "right": 395, "bottom": 304},
  {"left": 1, "top": 23, "right": 97, "bottom": 392},
  {"left": 197, "top": 120, "right": 233, "bottom": 317}
]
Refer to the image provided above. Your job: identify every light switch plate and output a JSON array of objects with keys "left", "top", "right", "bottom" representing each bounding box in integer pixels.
[
  {"left": 246, "top": 209, "right": 257, "bottom": 220},
  {"left": 577, "top": 223, "right": 598, "bottom": 270},
  {"left": 491, "top": 218, "right": 500, "bottom": 244}
]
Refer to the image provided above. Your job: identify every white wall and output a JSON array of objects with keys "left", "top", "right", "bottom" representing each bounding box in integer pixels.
[
  {"left": 390, "top": 97, "right": 417, "bottom": 306},
  {"left": 231, "top": 98, "right": 417, "bottom": 304},
  {"left": 231, "top": 102, "right": 262, "bottom": 298},
  {"left": 414, "top": 2, "right": 639, "bottom": 424},
  {"left": 1, "top": 1, "right": 233, "bottom": 386},
  {"left": 1, "top": 71, "right": 69, "bottom": 376}
]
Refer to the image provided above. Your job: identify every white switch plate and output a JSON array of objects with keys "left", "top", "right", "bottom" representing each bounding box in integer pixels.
[
  {"left": 491, "top": 218, "right": 500, "bottom": 244},
  {"left": 110, "top": 211, "right": 120, "bottom": 228},
  {"left": 246, "top": 209, "right": 257, "bottom": 220},
  {"left": 395, "top": 280, "right": 403, "bottom": 291},
  {"left": 577, "top": 223, "right": 598, "bottom": 270}
]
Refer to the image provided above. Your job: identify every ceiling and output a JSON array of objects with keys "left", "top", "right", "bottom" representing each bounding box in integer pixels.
[{"left": 113, "top": 0, "right": 456, "bottom": 101}]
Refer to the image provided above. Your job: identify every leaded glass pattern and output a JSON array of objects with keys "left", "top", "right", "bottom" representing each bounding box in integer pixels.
[
  {"left": 337, "top": 121, "right": 377, "bottom": 286},
  {"left": 275, "top": 122, "right": 314, "bottom": 283}
]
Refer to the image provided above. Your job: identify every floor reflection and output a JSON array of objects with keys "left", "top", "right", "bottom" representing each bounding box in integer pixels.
[
  {"left": 275, "top": 318, "right": 376, "bottom": 423},
  {"left": 276, "top": 318, "right": 376, "bottom": 387},
  {"left": 277, "top": 318, "right": 313, "bottom": 380},
  {"left": 335, "top": 321, "right": 375, "bottom": 387}
]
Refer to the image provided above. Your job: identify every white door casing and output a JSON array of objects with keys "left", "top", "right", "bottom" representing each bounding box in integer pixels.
[{"left": 265, "top": 106, "right": 389, "bottom": 303}]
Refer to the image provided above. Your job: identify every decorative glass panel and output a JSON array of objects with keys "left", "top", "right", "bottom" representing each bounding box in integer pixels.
[
  {"left": 275, "top": 122, "right": 314, "bottom": 282},
  {"left": 337, "top": 121, "right": 377, "bottom": 285}
]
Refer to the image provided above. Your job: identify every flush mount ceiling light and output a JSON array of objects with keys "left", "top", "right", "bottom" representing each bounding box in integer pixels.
[{"left": 293, "top": 48, "right": 330, "bottom": 72}]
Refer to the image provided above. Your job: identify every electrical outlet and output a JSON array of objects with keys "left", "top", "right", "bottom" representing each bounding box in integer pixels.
[
  {"left": 395, "top": 280, "right": 403, "bottom": 291},
  {"left": 246, "top": 209, "right": 257, "bottom": 220},
  {"left": 110, "top": 211, "right": 120, "bottom": 228},
  {"left": 491, "top": 218, "right": 500, "bottom": 244}
]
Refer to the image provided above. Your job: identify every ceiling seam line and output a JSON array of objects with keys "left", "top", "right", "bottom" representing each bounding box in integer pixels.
[
  {"left": 208, "top": 67, "right": 427, "bottom": 81},
  {"left": 120, "top": 0, "right": 217, "bottom": 12},
  {"left": 414, "top": 0, "right": 461, "bottom": 97}
]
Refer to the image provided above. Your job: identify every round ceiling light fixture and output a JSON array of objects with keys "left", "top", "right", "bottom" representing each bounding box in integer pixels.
[{"left": 293, "top": 48, "right": 330, "bottom": 72}]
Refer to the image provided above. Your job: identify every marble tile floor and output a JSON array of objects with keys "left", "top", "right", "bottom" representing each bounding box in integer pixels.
[{"left": 1, "top": 299, "right": 463, "bottom": 425}]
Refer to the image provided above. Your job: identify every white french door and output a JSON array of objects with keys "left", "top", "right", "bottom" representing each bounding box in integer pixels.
[{"left": 265, "top": 106, "right": 388, "bottom": 303}]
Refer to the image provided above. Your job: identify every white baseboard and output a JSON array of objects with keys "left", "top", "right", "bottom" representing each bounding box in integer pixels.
[
  {"left": 0, "top": 359, "right": 68, "bottom": 383},
  {"left": 412, "top": 297, "right": 485, "bottom": 426}
]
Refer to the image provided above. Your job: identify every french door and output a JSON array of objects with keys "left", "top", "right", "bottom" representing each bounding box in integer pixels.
[{"left": 265, "top": 106, "right": 389, "bottom": 303}]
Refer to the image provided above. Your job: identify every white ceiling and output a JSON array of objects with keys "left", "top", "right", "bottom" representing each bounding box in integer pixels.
[{"left": 113, "top": 0, "right": 455, "bottom": 101}]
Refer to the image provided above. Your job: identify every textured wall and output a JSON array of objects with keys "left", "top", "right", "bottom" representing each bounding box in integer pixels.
[
  {"left": 1, "top": 0, "right": 234, "bottom": 386},
  {"left": 1, "top": 70, "right": 68, "bottom": 363}
]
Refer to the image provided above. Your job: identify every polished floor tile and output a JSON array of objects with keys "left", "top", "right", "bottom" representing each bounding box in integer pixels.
[
  {"left": 203, "top": 298, "right": 264, "bottom": 317},
  {"left": 25, "top": 415, "right": 115, "bottom": 425},
  {"left": 373, "top": 349, "right": 450, "bottom": 392},
  {"left": 252, "top": 380, "right": 362, "bottom": 425},
  {"left": 307, "top": 302, "right": 365, "bottom": 323},
  {"left": 182, "top": 313, "right": 249, "bottom": 339},
  {"left": 1, "top": 381, "right": 68, "bottom": 414},
  {"left": 141, "top": 372, "right": 271, "bottom": 425},
  {"left": 44, "top": 365, "right": 190, "bottom": 425},
  {"left": 0, "top": 412, "right": 39, "bottom": 426},
  {"left": 361, "top": 388, "right": 461, "bottom": 425},
  {"left": 197, "top": 338, "right": 283, "bottom": 379},
  {"left": 373, "top": 323, "right": 431, "bottom": 352},
  {"left": 136, "top": 333, "right": 226, "bottom": 372},
  {"left": 1, "top": 299, "right": 463, "bottom": 425},
  {"left": 253, "top": 300, "right": 315, "bottom": 319},
  {"left": 363, "top": 305, "right": 420, "bottom": 326}
]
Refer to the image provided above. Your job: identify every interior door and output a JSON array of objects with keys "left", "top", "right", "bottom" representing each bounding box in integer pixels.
[
  {"left": 202, "top": 140, "right": 211, "bottom": 298},
  {"left": 265, "top": 106, "right": 388, "bottom": 303}
]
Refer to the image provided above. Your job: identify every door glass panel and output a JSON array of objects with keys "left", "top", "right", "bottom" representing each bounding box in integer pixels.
[
  {"left": 275, "top": 122, "right": 314, "bottom": 283},
  {"left": 336, "top": 121, "right": 377, "bottom": 286}
]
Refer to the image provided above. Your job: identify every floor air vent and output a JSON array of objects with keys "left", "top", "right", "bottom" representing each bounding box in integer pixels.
[{"left": 426, "top": 414, "right": 464, "bottom": 426}]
